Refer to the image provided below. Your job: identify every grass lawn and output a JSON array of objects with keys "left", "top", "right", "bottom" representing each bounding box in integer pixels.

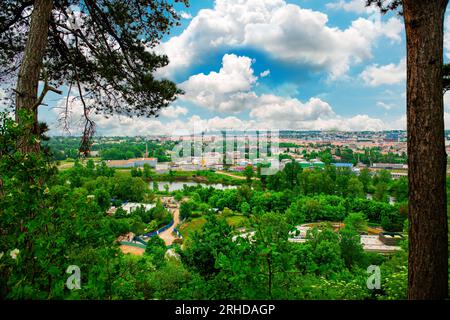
[
  {"left": 179, "top": 214, "right": 249, "bottom": 243},
  {"left": 226, "top": 215, "right": 249, "bottom": 227},
  {"left": 225, "top": 171, "right": 245, "bottom": 176},
  {"left": 114, "top": 169, "right": 132, "bottom": 178},
  {"left": 56, "top": 157, "right": 105, "bottom": 170},
  {"left": 179, "top": 217, "right": 207, "bottom": 240}
]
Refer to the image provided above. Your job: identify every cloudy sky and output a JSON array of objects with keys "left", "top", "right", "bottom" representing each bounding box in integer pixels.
[{"left": 7, "top": 0, "right": 450, "bottom": 135}]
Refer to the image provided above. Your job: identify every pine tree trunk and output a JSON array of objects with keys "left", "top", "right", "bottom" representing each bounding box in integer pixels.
[
  {"left": 15, "top": 0, "right": 53, "bottom": 152},
  {"left": 403, "top": 0, "right": 449, "bottom": 299}
]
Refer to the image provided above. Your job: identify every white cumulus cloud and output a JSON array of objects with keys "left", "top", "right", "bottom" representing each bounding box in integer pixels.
[
  {"left": 48, "top": 93, "right": 391, "bottom": 136},
  {"left": 376, "top": 101, "right": 395, "bottom": 110},
  {"left": 445, "top": 16, "right": 450, "bottom": 59},
  {"left": 178, "top": 51, "right": 389, "bottom": 132},
  {"left": 179, "top": 11, "right": 193, "bottom": 19},
  {"left": 249, "top": 96, "right": 334, "bottom": 122},
  {"left": 260, "top": 69, "right": 271, "bottom": 77},
  {"left": 179, "top": 54, "right": 258, "bottom": 112},
  {"left": 159, "top": 105, "right": 188, "bottom": 118},
  {"left": 155, "top": 0, "right": 403, "bottom": 79},
  {"left": 326, "top": 0, "right": 376, "bottom": 14},
  {"left": 360, "top": 58, "right": 406, "bottom": 86}
]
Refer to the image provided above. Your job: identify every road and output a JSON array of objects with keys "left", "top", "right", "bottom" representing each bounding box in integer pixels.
[{"left": 158, "top": 200, "right": 181, "bottom": 246}]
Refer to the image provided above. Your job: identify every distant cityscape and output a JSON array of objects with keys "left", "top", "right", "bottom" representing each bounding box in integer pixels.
[{"left": 48, "top": 130, "right": 450, "bottom": 179}]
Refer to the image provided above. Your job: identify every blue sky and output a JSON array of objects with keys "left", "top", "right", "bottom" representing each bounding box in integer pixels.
[{"left": 8, "top": 0, "right": 450, "bottom": 136}]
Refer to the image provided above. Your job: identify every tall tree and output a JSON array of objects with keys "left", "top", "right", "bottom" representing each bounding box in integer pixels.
[
  {"left": 13, "top": 0, "right": 57, "bottom": 153},
  {"left": 367, "top": 0, "right": 448, "bottom": 299},
  {"left": 0, "top": 0, "right": 188, "bottom": 153}
]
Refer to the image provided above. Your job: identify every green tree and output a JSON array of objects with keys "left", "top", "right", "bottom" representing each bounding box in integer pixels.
[
  {"left": 240, "top": 201, "right": 251, "bottom": 216},
  {"left": 343, "top": 212, "right": 368, "bottom": 233},
  {"left": 358, "top": 167, "right": 372, "bottom": 193},
  {"left": 180, "top": 201, "right": 194, "bottom": 220},
  {"left": 1, "top": 0, "right": 188, "bottom": 152},
  {"left": 143, "top": 164, "right": 152, "bottom": 179},
  {"left": 243, "top": 164, "right": 254, "bottom": 184},
  {"left": 391, "top": 177, "right": 408, "bottom": 203},
  {"left": 347, "top": 177, "right": 365, "bottom": 199},
  {"left": 94, "top": 187, "right": 111, "bottom": 212},
  {"left": 125, "top": 151, "right": 135, "bottom": 160},
  {"left": 283, "top": 161, "right": 302, "bottom": 189},
  {"left": 377, "top": 170, "right": 392, "bottom": 185},
  {"left": 181, "top": 214, "right": 234, "bottom": 278},
  {"left": 252, "top": 212, "right": 295, "bottom": 298},
  {"left": 339, "top": 227, "right": 366, "bottom": 270},
  {"left": 374, "top": 182, "right": 388, "bottom": 203},
  {"left": 86, "top": 159, "right": 95, "bottom": 174},
  {"left": 0, "top": 113, "right": 120, "bottom": 298},
  {"left": 145, "top": 236, "right": 167, "bottom": 268},
  {"left": 305, "top": 226, "right": 344, "bottom": 276}
]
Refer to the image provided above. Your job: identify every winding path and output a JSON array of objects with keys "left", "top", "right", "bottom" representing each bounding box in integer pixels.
[
  {"left": 158, "top": 200, "right": 181, "bottom": 246},
  {"left": 119, "top": 196, "right": 182, "bottom": 255}
]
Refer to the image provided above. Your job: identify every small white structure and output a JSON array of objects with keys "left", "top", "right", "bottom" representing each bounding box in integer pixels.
[
  {"left": 165, "top": 248, "right": 181, "bottom": 260},
  {"left": 288, "top": 226, "right": 311, "bottom": 243},
  {"left": 121, "top": 202, "right": 156, "bottom": 214},
  {"left": 360, "top": 235, "right": 401, "bottom": 253},
  {"left": 232, "top": 231, "right": 256, "bottom": 242}
]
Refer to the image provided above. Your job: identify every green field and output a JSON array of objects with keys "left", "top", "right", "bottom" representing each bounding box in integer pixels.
[
  {"left": 179, "top": 217, "right": 207, "bottom": 240},
  {"left": 225, "top": 215, "right": 249, "bottom": 227}
]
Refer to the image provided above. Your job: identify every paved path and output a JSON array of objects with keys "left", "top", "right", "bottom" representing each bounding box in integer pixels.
[
  {"left": 158, "top": 197, "right": 181, "bottom": 246},
  {"left": 158, "top": 207, "right": 180, "bottom": 245},
  {"left": 119, "top": 197, "right": 183, "bottom": 255},
  {"left": 216, "top": 171, "right": 251, "bottom": 180}
]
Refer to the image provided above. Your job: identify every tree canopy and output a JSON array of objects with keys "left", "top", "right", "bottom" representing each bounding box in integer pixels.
[{"left": 0, "top": 0, "right": 188, "bottom": 151}]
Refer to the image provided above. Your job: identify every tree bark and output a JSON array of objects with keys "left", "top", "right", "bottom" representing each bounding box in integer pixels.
[
  {"left": 403, "top": 0, "right": 449, "bottom": 299},
  {"left": 15, "top": 0, "right": 53, "bottom": 152}
]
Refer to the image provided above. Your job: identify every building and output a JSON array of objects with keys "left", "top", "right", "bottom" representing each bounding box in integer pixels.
[
  {"left": 294, "top": 159, "right": 325, "bottom": 169},
  {"left": 391, "top": 172, "right": 407, "bottom": 179},
  {"left": 371, "top": 163, "right": 407, "bottom": 170},
  {"left": 384, "top": 132, "right": 399, "bottom": 142},
  {"left": 107, "top": 157, "right": 158, "bottom": 168},
  {"left": 121, "top": 202, "right": 156, "bottom": 214},
  {"left": 332, "top": 163, "right": 353, "bottom": 168},
  {"left": 133, "top": 158, "right": 158, "bottom": 168},
  {"left": 370, "top": 163, "right": 408, "bottom": 180}
]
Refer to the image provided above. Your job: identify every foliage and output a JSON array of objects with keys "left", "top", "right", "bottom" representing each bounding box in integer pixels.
[
  {"left": 180, "top": 214, "right": 234, "bottom": 278},
  {"left": 0, "top": 111, "right": 120, "bottom": 299},
  {"left": 145, "top": 236, "right": 167, "bottom": 268},
  {"left": 0, "top": 0, "right": 189, "bottom": 118},
  {"left": 0, "top": 112, "right": 412, "bottom": 300}
]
